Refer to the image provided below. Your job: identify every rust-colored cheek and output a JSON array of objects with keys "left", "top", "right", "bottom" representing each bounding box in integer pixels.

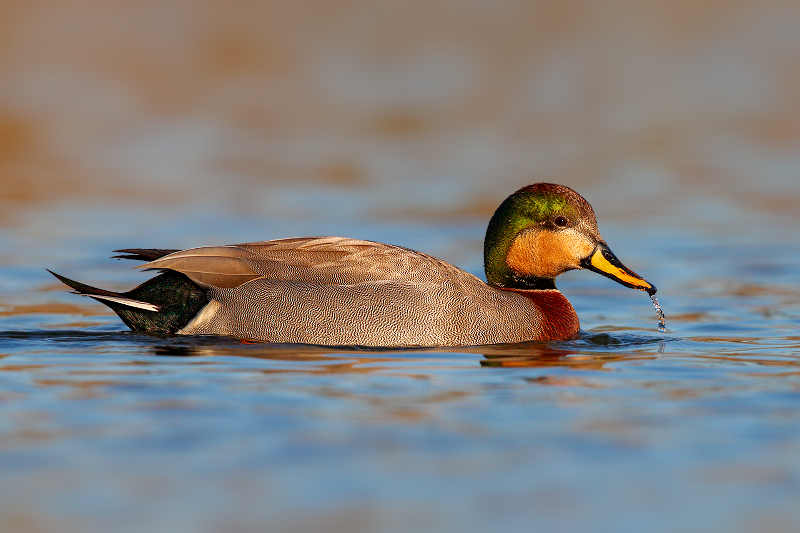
[{"left": 507, "top": 231, "right": 591, "bottom": 279}]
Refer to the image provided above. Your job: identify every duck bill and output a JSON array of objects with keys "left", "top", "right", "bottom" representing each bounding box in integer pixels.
[{"left": 581, "top": 244, "right": 657, "bottom": 295}]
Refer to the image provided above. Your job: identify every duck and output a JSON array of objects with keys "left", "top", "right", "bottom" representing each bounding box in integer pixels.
[{"left": 50, "top": 183, "right": 656, "bottom": 347}]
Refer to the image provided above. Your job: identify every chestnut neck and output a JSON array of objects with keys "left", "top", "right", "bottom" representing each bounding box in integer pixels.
[{"left": 500, "top": 288, "right": 580, "bottom": 341}]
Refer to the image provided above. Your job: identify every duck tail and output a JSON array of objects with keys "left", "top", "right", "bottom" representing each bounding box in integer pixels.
[
  {"left": 48, "top": 270, "right": 161, "bottom": 312},
  {"left": 48, "top": 269, "right": 208, "bottom": 334},
  {"left": 112, "top": 249, "right": 180, "bottom": 262}
]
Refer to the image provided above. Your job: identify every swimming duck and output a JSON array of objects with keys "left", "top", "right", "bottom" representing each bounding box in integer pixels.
[{"left": 50, "top": 183, "right": 656, "bottom": 346}]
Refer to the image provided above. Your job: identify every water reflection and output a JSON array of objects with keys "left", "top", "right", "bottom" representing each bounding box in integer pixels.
[
  {"left": 139, "top": 331, "right": 800, "bottom": 373},
  {"left": 0, "top": 328, "right": 669, "bottom": 372},
  {"left": 6, "top": 324, "right": 800, "bottom": 377},
  {"left": 130, "top": 331, "right": 674, "bottom": 371}
]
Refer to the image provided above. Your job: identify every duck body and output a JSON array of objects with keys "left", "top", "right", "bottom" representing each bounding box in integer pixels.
[
  {"left": 51, "top": 184, "right": 655, "bottom": 347},
  {"left": 171, "top": 238, "right": 579, "bottom": 345}
]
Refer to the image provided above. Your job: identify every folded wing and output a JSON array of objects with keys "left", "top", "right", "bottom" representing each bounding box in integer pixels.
[{"left": 140, "top": 237, "right": 477, "bottom": 290}]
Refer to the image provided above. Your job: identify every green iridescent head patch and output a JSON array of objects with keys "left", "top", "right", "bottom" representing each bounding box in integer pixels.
[{"left": 483, "top": 183, "right": 593, "bottom": 287}]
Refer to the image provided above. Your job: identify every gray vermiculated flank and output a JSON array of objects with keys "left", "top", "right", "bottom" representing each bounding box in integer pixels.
[{"left": 173, "top": 237, "right": 548, "bottom": 345}]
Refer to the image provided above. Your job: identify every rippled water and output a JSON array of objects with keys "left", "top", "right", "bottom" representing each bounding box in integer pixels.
[
  {"left": 3, "top": 202, "right": 800, "bottom": 533},
  {"left": 3, "top": 1, "right": 800, "bottom": 532}
]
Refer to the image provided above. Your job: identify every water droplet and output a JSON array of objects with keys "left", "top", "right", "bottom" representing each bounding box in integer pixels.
[{"left": 650, "top": 294, "right": 666, "bottom": 332}]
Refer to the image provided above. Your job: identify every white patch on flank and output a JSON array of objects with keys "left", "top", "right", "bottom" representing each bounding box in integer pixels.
[{"left": 178, "top": 299, "right": 222, "bottom": 334}]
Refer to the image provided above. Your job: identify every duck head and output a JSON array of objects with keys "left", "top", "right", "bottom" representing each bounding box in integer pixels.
[{"left": 484, "top": 183, "right": 656, "bottom": 295}]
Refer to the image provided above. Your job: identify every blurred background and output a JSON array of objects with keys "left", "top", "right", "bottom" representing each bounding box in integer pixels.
[
  {"left": 3, "top": 2, "right": 800, "bottom": 532},
  {"left": 2, "top": 0, "right": 798, "bottom": 230}
]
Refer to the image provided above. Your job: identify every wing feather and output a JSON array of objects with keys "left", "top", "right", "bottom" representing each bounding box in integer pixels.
[
  {"left": 235, "top": 237, "right": 474, "bottom": 285},
  {"left": 139, "top": 246, "right": 263, "bottom": 289},
  {"left": 138, "top": 237, "right": 479, "bottom": 289}
]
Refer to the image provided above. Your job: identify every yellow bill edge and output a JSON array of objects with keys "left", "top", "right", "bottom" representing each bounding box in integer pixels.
[{"left": 584, "top": 244, "right": 656, "bottom": 295}]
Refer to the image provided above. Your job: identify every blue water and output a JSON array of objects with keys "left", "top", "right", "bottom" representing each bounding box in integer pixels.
[
  {"left": 3, "top": 0, "right": 800, "bottom": 529},
  {"left": 2, "top": 198, "right": 800, "bottom": 533}
]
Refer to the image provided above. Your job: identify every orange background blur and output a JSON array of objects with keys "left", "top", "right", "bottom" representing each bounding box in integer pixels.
[{"left": 2, "top": 0, "right": 799, "bottom": 223}]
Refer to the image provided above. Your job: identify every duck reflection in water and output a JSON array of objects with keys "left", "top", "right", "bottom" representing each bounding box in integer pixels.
[{"left": 148, "top": 332, "right": 666, "bottom": 371}]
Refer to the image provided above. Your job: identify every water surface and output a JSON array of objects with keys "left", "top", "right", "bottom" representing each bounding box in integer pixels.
[
  {"left": 3, "top": 201, "right": 800, "bottom": 533},
  {"left": 3, "top": 1, "right": 800, "bottom": 532}
]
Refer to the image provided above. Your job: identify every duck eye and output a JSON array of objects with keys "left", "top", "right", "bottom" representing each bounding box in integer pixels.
[{"left": 554, "top": 216, "right": 568, "bottom": 227}]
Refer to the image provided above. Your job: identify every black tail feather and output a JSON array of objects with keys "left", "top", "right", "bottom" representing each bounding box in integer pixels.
[
  {"left": 47, "top": 269, "right": 120, "bottom": 298},
  {"left": 112, "top": 249, "right": 181, "bottom": 262},
  {"left": 49, "top": 269, "right": 209, "bottom": 334}
]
